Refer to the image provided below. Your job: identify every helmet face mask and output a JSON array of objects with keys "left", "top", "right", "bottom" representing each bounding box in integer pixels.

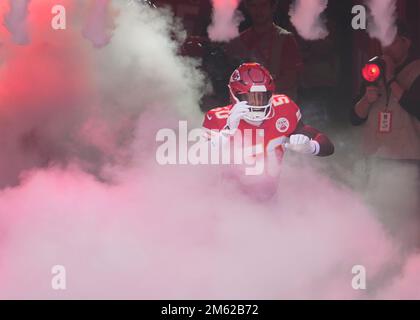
[
  {"left": 237, "top": 92, "right": 273, "bottom": 121},
  {"left": 229, "top": 63, "right": 276, "bottom": 122}
]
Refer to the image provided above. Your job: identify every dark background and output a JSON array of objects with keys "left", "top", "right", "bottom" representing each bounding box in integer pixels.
[{"left": 154, "top": 0, "right": 420, "bottom": 128}]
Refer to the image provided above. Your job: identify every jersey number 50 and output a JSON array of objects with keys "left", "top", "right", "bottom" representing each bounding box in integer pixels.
[{"left": 213, "top": 107, "right": 230, "bottom": 120}]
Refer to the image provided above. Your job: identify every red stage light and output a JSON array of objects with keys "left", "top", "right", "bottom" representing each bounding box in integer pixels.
[{"left": 362, "top": 63, "right": 381, "bottom": 83}]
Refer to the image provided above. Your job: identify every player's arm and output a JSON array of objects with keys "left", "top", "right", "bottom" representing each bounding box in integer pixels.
[
  {"left": 286, "top": 121, "right": 335, "bottom": 157},
  {"left": 202, "top": 108, "right": 232, "bottom": 147},
  {"left": 202, "top": 102, "right": 249, "bottom": 139}
]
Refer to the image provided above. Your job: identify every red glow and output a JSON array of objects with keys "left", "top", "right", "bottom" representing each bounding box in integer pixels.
[
  {"left": 213, "top": 0, "right": 240, "bottom": 7},
  {"left": 362, "top": 64, "right": 381, "bottom": 83},
  {"left": 0, "top": 0, "right": 93, "bottom": 115}
]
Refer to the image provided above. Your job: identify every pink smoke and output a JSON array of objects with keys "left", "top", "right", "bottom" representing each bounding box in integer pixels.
[
  {"left": 0, "top": 0, "right": 418, "bottom": 300},
  {"left": 4, "top": 0, "right": 31, "bottom": 45},
  {"left": 365, "top": 0, "right": 397, "bottom": 47},
  {"left": 208, "top": 0, "right": 242, "bottom": 42},
  {"left": 0, "top": 153, "right": 397, "bottom": 299},
  {"left": 82, "top": 0, "right": 113, "bottom": 48},
  {"left": 289, "top": 0, "right": 329, "bottom": 40}
]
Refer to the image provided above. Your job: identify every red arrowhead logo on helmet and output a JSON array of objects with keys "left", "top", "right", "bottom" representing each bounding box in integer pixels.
[{"left": 231, "top": 69, "right": 241, "bottom": 82}]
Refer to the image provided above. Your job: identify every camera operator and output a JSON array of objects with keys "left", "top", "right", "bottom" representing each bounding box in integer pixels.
[{"left": 351, "top": 21, "right": 420, "bottom": 248}]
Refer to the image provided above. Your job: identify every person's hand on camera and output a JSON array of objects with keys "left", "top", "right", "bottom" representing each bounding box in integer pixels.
[{"left": 365, "top": 86, "right": 380, "bottom": 104}]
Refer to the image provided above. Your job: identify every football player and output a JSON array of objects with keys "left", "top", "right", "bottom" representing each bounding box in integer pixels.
[{"left": 202, "top": 63, "right": 334, "bottom": 181}]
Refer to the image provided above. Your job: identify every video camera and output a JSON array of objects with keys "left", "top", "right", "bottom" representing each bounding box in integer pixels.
[{"left": 361, "top": 56, "right": 386, "bottom": 86}]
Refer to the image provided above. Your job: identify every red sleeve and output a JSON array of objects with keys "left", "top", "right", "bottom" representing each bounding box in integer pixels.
[
  {"left": 202, "top": 112, "right": 215, "bottom": 130},
  {"left": 293, "top": 121, "right": 335, "bottom": 157},
  {"left": 202, "top": 108, "right": 229, "bottom": 131}
]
